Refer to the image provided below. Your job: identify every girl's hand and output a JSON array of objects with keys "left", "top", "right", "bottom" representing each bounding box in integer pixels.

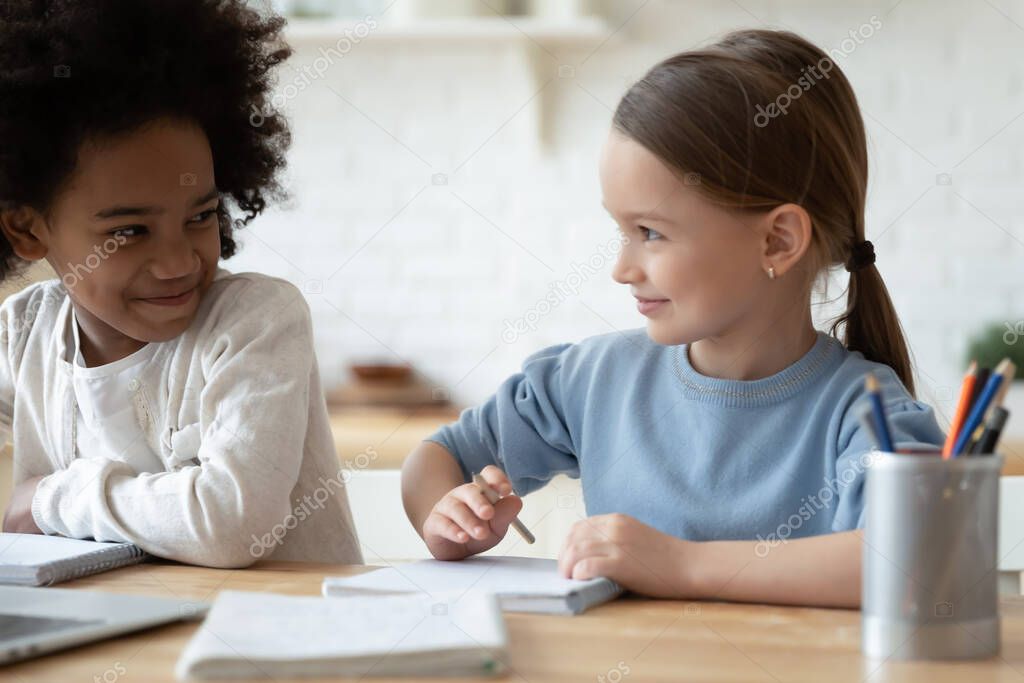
[
  {"left": 3, "top": 476, "right": 45, "bottom": 534},
  {"left": 558, "top": 513, "right": 695, "bottom": 598},
  {"left": 422, "top": 465, "right": 524, "bottom": 561}
]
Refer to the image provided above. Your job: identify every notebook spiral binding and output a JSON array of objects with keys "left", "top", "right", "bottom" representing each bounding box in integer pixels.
[{"left": 37, "top": 545, "right": 147, "bottom": 586}]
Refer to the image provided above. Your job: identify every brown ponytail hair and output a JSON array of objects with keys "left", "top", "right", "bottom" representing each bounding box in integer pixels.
[{"left": 612, "top": 29, "right": 917, "bottom": 397}]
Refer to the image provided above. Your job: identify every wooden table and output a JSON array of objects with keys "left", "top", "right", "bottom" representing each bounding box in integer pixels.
[{"left": 8, "top": 562, "right": 1024, "bottom": 682}]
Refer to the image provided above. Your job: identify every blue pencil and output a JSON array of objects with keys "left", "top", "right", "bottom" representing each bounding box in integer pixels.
[
  {"left": 856, "top": 403, "right": 882, "bottom": 450},
  {"left": 865, "top": 373, "right": 894, "bottom": 452},
  {"left": 951, "top": 358, "right": 1012, "bottom": 457}
]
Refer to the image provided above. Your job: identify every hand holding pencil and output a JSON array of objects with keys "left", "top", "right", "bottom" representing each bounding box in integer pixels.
[
  {"left": 420, "top": 465, "right": 531, "bottom": 561},
  {"left": 472, "top": 473, "right": 535, "bottom": 545}
]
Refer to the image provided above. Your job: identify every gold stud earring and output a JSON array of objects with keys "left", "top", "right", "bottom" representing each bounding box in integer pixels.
[{"left": 767, "top": 266, "right": 776, "bottom": 280}]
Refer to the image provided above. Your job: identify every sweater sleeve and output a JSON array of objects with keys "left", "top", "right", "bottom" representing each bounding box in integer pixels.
[
  {"left": 427, "top": 343, "right": 580, "bottom": 496},
  {"left": 31, "top": 279, "right": 314, "bottom": 568},
  {"left": 0, "top": 297, "right": 18, "bottom": 453},
  {"left": 831, "top": 374, "right": 947, "bottom": 532},
  {"left": 0, "top": 282, "right": 50, "bottom": 454}
]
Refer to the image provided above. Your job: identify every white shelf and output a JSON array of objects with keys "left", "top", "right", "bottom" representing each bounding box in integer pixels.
[
  {"left": 280, "top": 14, "right": 617, "bottom": 151},
  {"left": 283, "top": 15, "right": 611, "bottom": 49}
]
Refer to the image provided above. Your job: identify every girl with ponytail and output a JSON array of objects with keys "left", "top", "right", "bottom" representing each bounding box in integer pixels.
[{"left": 401, "top": 29, "right": 945, "bottom": 607}]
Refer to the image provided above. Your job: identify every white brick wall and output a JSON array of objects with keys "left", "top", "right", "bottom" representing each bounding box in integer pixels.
[{"left": 227, "top": 0, "right": 1024, "bottom": 429}]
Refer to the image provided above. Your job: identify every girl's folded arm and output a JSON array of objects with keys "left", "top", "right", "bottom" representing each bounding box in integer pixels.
[
  {"left": 689, "top": 530, "right": 862, "bottom": 608},
  {"left": 31, "top": 283, "right": 315, "bottom": 568}
]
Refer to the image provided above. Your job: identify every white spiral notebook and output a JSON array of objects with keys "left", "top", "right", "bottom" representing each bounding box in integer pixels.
[{"left": 0, "top": 533, "right": 147, "bottom": 586}]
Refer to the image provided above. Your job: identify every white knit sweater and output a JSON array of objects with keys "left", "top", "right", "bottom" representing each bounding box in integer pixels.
[{"left": 2, "top": 269, "right": 362, "bottom": 568}]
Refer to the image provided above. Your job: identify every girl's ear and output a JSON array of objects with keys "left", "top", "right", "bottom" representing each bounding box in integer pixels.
[
  {"left": 762, "top": 202, "right": 812, "bottom": 277},
  {"left": 0, "top": 206, "right": 49, "bottom": 261}
]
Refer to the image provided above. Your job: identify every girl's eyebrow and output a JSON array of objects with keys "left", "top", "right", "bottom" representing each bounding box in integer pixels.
[
  {"left": 92, "top": 187, "right": 219, "bottom": 220},
  {"left": 627, "top": 210, "right": 672, "bottom": 223},
  {"left": 606, "top": 206, "right": 673, "bottom": 223},
  {"left": 601, "top": 199, "right": 673, "bottom": 223}
]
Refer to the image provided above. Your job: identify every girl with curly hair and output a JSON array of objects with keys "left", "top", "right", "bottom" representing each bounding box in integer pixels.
[{"left": 0, "top": 0, "right": 362, "bottom": 567}]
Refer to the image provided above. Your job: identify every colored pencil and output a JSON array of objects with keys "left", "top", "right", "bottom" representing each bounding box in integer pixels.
[
  {"left": 942, "top": 361, "right": 977, "bottom": 459},
  {"left": 865, "top": 373, "right": 894, "bottom": 452},
  {"left": 970, "top": 407, "right": 1010, "bottom": 455},
  {"left": 857, "top": 403, "right": 881, "bottom": 450},
  {"left": 952, "top": 359, "right": 1015, "bottom": 457}
]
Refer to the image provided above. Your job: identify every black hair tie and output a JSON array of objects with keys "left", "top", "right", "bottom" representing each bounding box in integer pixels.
[{"left": 846, "top": 240, "right": 875, "bottom": 273}]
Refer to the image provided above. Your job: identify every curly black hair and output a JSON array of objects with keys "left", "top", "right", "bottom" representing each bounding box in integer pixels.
[{"left": 0, "top": 0, "right": 293, "bottom": 280}]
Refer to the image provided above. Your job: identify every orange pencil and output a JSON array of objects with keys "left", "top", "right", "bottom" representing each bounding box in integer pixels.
[{"left": 942, "top": 361, "right": 978, "bottom": 459}]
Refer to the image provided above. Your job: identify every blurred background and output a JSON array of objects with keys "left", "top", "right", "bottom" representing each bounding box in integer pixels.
[
  {"left": 5, "top": 0, "right": 1023, "bottom": 559},
  {"left": 239, "top": 0, "right": 1022, "bottom": 420}
]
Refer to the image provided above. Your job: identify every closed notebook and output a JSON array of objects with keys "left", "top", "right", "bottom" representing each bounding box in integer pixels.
[
  {"left": 323, "top": 556, "right": 622, "bottom": 615},
  {"left": 175, "top": 590, "right": 507, "bottom": 679},
  {"left": 0, "top": 533, "right": 147, "bottom": 586}
]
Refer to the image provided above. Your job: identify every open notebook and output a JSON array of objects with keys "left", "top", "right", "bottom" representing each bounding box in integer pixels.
[
  {"left": 0, "top": 533, "right": 147, "bottom": 586},
  {"left": 175, "top": 590, "right": 507, "bottom": 679},
  {"left": 323, "top": 556, "right": 623, "bottom": 615}
]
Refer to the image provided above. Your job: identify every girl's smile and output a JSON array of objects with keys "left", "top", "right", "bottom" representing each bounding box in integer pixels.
[
  {"left": 634, "top": 295, "right": 670, "bottom": 316},
  {"left": 135, "top": 283, "right": 200, "bottom": 307}
]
